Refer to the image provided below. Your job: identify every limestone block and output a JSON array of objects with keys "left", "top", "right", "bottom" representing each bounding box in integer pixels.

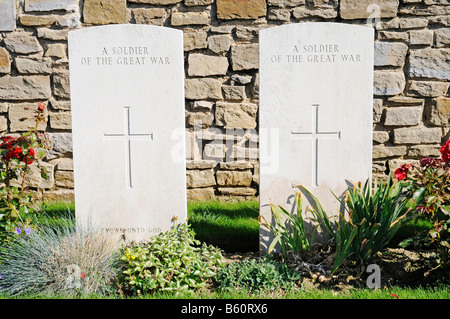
[
  {"left": 19, "top": 15, "right": 56, "bottom": 26},
  {"left": 230, "top": 44, "right": 259, "bottom": 71},
  {"left": 0, "top": 76, "right": 51, "bottom": 100},
  {"left": 184, "top": 31, "right": 208, "bottom": 51},
  {"left": 187, "top": 188, "right": 215, "bottom": 201},
  {"left": 4, "top": 32, "right": 43, "bottom": 54},
  {"left": 186, "top": 169, "right": 216, "bottom": 188},
  {"left": 133, "top": 8, "right": 166, "bottom": 25},
  {"left": 188, "top": 54, "right": 229, "bottom": 76},
  {"left": 25, "top": 0, "right": 76, "bottom": 11},
  {"left": 203, "top": 142, "right": 227, "bottom": 159},
  {"left": 409, "top": 48, "right": 450, "bottom": 80},
  {"left": 222, "top": 85, "right": 246, "bottom": 101},
  {"left": 37, "top": 28, "right": 68, "bottom": 41},
  {"left": 8, "top": 102, "right": 49, "bottom": 132},
  {"left": 393, "top": 127, "right": 442, "bottom": 144},
  {"left": 268, "top": 8, "right": 291, "bottom": 21},
  {"left": 268, "top": 0, "right": 304, "bottom": 6},
  {"left": 373, "top": 131, "right": 390, "bottom": 144},
  {"left": 341, "top": 0, "right": 399, "bottom": 19},
  {"left": 55, "top": 170, "right": 74, "bottom": 188},
  {"left": 191, "top": 101, "right": 213, "bottom": 110},
  {"left": 435, "top": 28, "right": 450, "bottom": 47},
  {"left": 11, "top": 162, "right": 54, "bottom": 189},
  {"left": 215, "top": 102, "right": 258, "bottom": 128},
  {"left": 186, "top": 160, "right": 216, "bottom": 169},
  {"left": 409, "top": 30, "right": 434, "bottom": 46},
  {"left": 49, "top": 133, "right": 72, "bottom": 154},
  {"left": 427, "top": 97, "right": 450, "bottom": 126},
  {"left": 408, "top": 145, "right": 441, "bottom": 157},
  {"left": 374, "top": 42, "right": 408, "bottom": 67},
  {"left": 14, "top": 57, "right": 52, "bottom": 74},
  {"left": 292, "top": 5, "right": 337, "bottom": 19},
  {"left": 216, "top": 170, "right": 253, "bottom": 186},
  {"left": 207, "top": 34, "right": 233, "bottom": 53},
  {"left": 53, "top": 71, "right": 70, "bottom": 99},
  {"left": 373, "top": 70, "right": 405, "bottom": 96},
  {"left": 185, "top": 110, "right": 214, "bottom": 128},
  {"left": 185, "top": 0, "right": 214, "bottom": 5},
  {"left": 219, "top": 161, "right": 253, "bottom": 170},
  {"left": 373, "top": 99, "right": 384, "bottom": 123},
  {"left": 235, "top": 26, "right": 259, "bottom": 40},
  {"left": 372, "top": 145, "right": 407, "bottom": 159},
  {"left": 83, "top": 0, "right": 127, "bottom": 24},
  {"left": 377, "top": 31, "right": 408, "bottom": 42},
  {"left": 407, "top": 81, "right": 449, "bottom": 97},
  {"left": 171, "top": 12, "right": 209, "bottom": 26},
  {"left": 384, "top": 107, "right": 422, "bottom": 126},
  {"left": 129, "top": 0, "right": 181, "bottom": 3},
  {"left": 0, "top": 116, "right": 8, "bottom": 131},
  {"left": 217, "top": 0, "right": 267, "bottom": 20},
  {"left": 218, "top": 187, "right": 257, "bottom": 196},
  {"left": 185, "top": 78, "right": 222, "bottom": 100},
  {"left": 50, "top": 112, "right": 72, "bottom": 130},
  {"left": 0, "top": 48, "right": 11, "bottom": 74},
  {"left": 45, "top": 43, "right": 67, "bottom": 59}
]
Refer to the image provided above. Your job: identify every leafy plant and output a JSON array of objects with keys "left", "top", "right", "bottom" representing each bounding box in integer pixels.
[
  {"left": 117, "top": 223, "right": 225, "bottom": 296},
  {"left": 259, "top": 193, "right": 313, "bottom": 258},
  {"left": 395, "top": 142, "right": 450, "bottom": 270},
  {"left": 299, "top": 177, "right": 413, "bottom": 272},
  {"left": 0, "top": 102, "right": 51, "bottom": 245},
  {"left": 214, "top": 257, "right": 301, "bottom": 293}
]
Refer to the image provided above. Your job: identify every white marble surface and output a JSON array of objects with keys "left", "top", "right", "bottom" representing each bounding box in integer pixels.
[
  {"left": 68, "top": 25, "right": 186, "bottom": 242},
  {"left": 259, "top": 23, "right": 374, "bottom": 253}
]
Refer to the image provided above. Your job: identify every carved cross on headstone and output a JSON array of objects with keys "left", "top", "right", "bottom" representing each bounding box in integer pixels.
[
  {"left": 290, "top": 104, "right": 341, "bottom": 187},
  {"left": 104, "top": 106, "right": 153, "bottom": 188}
]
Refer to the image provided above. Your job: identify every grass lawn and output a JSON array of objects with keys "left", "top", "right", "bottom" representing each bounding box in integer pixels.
[{"left": 1, "top": 200, "right": 447, "bottom": 300}]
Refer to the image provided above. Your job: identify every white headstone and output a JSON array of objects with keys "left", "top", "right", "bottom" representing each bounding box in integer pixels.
[
  {"left": 68, "top": 25, "right": 187, "bottom": 242},
  {"left": 259, "top": 23, "right": 374, "bottom": 253}
]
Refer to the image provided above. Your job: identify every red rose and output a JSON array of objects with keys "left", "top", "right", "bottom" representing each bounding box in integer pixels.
[
  {"left": 5, "top": 146, "right": 22, "bottom": 161},
  {"left": 440, "top": 140, "right": 450, "bottom": 163},
  {"left": 23, "top": 148, "right": 35, "bottom": 165},
  {"left": 394, "top": 164, "right": 411, "bottom": 181},
  {"left": 38, "top": 102, "right": 45, "bottom": 112}
]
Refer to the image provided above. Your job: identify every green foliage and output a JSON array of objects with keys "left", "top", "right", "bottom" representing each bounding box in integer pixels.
[
  {"left": 214, "top": 257, "right": 301, "bottom": 293},
  {"left": 0, "top": 212, "right": 121, "bottom": 297},
  {"left": 291, "top": 178, "right": 412, "bottom": 273},
  {"left": 117, "top": 223, "right": 225, "bottom": 296},
  {"left": 396, "top": 157, "right": 450, "bottom": 269},
  {"left": 0, "top": 103, "right": 50, "bottom": 245},
  {"left": 260, "top": 193, "right": 312, "bottom": 257}
]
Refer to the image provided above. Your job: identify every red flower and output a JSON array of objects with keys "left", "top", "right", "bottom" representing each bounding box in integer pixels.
[
  {"left": 394, "top": 164, "right": 411, "bottom": 181},
  {"left": 440, "top": 140, "right": 450, "bottom": 163},
  {"left": 81, "top": 273, "right": 85, "bottom": 278},
  {"left": 38, "top": 102, "right": 46, "bottom": 112},
  {"left": 391, "top": 293, "right": 399, "bottom": 299},
  {"left": 5, "top": 146, "right": 22, "bottom": 161},
  {"left": 23, "top": 148, "right": 35, "bottom": 165},
  {"left": 420, "top": 157, "right": 443, "bottom": 168}
]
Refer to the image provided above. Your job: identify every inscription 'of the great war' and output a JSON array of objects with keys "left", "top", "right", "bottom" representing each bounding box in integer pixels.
[
  {"left": 270, "top": 43, "right": 362, "bottom": 64},
  {"left": 80, "top": 46, "right": 170, "bottom": 66}
]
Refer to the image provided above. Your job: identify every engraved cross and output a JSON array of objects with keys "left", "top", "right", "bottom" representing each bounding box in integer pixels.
[
  {"left": 291, "top": 104, "right": 341, "bottom": 187},
  {"left": 104, "top": 106, "right": 153, "bottom": 188}
]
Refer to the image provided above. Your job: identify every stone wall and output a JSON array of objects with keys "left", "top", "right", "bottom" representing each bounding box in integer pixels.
[{"left": 0, "top": 0, "right": 449, "bottom": 202}]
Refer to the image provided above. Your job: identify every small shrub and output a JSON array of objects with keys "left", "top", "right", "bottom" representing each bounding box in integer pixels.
[
  {"left": 0, "top": 102, "right": 51, "bottom": 245},
  {"left": 395, "top": 142, "right": 450, "bottom": 270},
  {"left": 214, "top": 257, "right": 301, "bottom": 293},
  {"left": 117, "top": 223, "right": 225, "bottom": 296},
  {"left": 0, "top": 213, "right": 121, "bottom": 297}
]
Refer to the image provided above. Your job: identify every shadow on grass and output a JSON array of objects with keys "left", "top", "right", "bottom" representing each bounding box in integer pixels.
[{"left": 187, "top": 200, "right": 260, "bottom": 253}]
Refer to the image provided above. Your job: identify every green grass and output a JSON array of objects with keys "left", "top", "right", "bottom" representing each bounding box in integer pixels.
[
  {"left": 2, "top": 200, "right": 445, "bottom": 300},
  {"left": 187, "top": 200, "right": 259, "bottom": 252}
]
